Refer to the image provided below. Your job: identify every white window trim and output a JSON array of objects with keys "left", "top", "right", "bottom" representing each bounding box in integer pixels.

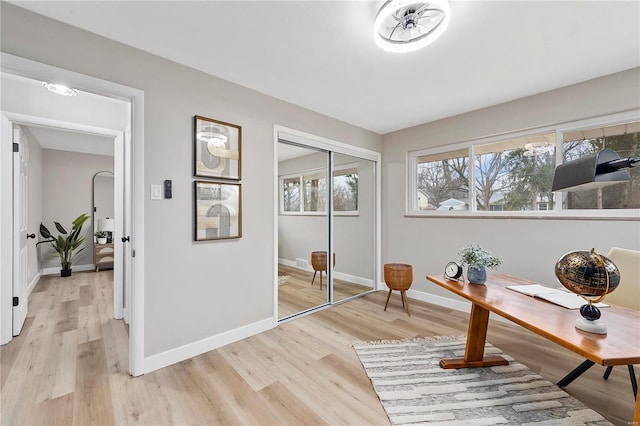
[
  {"left": 406, "top": 109, "right": 640, "bottom": 220},
  {"left": 279, "top": 163, "right": 359, "bottom": 216}
]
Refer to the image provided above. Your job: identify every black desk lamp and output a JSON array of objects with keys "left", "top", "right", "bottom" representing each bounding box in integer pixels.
[{"left": 551, "top": 148, "right": 639, "bottom": 192}]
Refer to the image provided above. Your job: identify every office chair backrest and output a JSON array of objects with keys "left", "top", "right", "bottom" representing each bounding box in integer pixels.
[{"left": 605, "top": 247, "right": 640, "bottom": 311}]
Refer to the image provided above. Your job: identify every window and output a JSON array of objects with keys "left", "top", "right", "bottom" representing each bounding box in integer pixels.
[
  {"left": 333, "top": 167, "right": 358, "bottom": 211},
  {"left": 417, "top": 148, "right": 468, "bottom": 211},
  {"left": 303, "top": 171, "right": 327, "bottom": 212},
  {"left": 280, "top": 164, "right": 358, "bottom": 214},
  {"left": 408, "top": 114, "right": 639, "bottom": 217},
  {"left": 282, "top": 177, "right": 300, "bottom": 212},
  {"left": 474, "top": 133, "right": 556, "bottom": 212}
]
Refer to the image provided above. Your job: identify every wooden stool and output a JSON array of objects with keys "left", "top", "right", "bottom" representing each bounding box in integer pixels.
[
  {"left": 311, "top": 251, "right": 335, "bottom": 290},
  {"left": 384, "top": 263, "right": 413, "bottom": 316}
]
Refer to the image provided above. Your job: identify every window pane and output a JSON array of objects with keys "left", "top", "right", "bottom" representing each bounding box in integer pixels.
[
  {"left": 333, "top": 168, "right": 358, "bottom": 211},
  {"left": 561, "top": 121, "right": 640, "bottom": 209},
  {"left": 304, "top": 174, "right": 326, "bottom": 212},
  {"left": 282, "top": 177, "right": 300, "bottom": 212},
  {"left": 475, "top": 133, "right": 556, "bottom": 211},
  {"left": 417, "top": 149, "right": 469, "bottom": 211}
]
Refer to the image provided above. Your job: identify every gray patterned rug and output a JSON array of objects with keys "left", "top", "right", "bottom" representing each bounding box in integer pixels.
[{"left": 353, "top": 336, "right": 611, "bottom": 425}]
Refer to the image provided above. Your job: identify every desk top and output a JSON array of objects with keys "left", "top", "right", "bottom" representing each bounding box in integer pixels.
[{"left": 426, "top": 274, "right": 640, "bottom": 366}]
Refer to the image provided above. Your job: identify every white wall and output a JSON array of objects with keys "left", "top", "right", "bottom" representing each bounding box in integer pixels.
[
  {"left": 382, "top": 68, "right": 640, "bottom": 300},
  {"left": 41, "top": 149, "right": 114, "bottom": 270},
  {"left": 0, "top": 3, "right": 382, "bottom": 358}
]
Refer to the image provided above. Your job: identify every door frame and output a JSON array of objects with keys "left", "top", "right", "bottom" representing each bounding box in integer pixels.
[
  {"left": 0, "top": 53, "right": 145, "bottom": 376},
  {"left": 272, "top": 125, "right": 382, "bottom": 325}
]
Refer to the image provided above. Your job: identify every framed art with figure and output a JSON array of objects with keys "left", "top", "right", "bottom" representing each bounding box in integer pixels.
[
  {"left": 194, "top": 181, "right": 242, "bottom": 241},
  {"left": 194, "top": 115, "right": 241, "bottom": 180}
]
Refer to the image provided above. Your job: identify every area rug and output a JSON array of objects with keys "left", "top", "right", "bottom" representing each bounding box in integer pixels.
[{"left": 353, "top": 336, "right": 611, "bottom": 425}]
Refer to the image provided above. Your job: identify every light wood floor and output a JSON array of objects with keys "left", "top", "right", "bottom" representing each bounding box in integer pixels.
[
  {"left": 1, "top": 271, "right": 636, "bottom": 425},
  {"left": 278, "top": 264, "right": 373, "bottom": 318}
]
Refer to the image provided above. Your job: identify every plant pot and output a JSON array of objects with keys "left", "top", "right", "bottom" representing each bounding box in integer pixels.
[
  {"left": 97, "top": 237, "right": 107, "bottom": 244},
  {"left": 60, "top": 268, "right": 72, "bottom": 277},
  {"left": 467, "top": 265, "right": 487, "bottom": 285}
]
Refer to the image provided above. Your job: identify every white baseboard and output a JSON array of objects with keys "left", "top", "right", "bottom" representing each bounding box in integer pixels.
[
  {"left": 41, "top": 264, "right": 95, "bottom": 276},
  {"left": 278, "top": 258, "right": 373, "bottom": 287},
  {"left": 144, "top": 318, "right": 273, "bottom": 374},
  {"left": 27, "top": 272, "right": 40, "bottom": 296},
  {"left": 406, "top": 288, "right": 509, "bottom": 324}
]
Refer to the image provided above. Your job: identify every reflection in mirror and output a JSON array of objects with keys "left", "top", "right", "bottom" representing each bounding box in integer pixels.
[
  {"left": 277, "top": 141, "right": 329, "bottom": 319},
  {"left": 92, "top": 171, "right": 114, "bottom": 269},
  {"left": 333, "top": 153, "right": 375, "bottom": 303}
]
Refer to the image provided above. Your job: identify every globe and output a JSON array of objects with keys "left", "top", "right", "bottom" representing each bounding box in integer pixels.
[
  {"left": 555, "top": 248, "right": 620, "bottom": 335},
  {"left": 555, "top": 249, "right": 620, "bottom": 299}
]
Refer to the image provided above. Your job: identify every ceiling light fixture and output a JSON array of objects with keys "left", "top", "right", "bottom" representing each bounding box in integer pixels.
[
  {"left": 42, "top": 82, "right": 79, "bottom": 97},
  {"left": 374, "top": 0, "right": 450, "bottom": 53}
]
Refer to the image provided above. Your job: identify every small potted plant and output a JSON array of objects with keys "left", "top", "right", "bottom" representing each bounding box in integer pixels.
[
  {"left": 459, "top": 244, "right": 503, "bottom": 284},
  {"left": 95, "top": 231, "right": 108, "bottom": 244},
  {"left": 37, "top": 213, "right": 90, "bottom": 277}
]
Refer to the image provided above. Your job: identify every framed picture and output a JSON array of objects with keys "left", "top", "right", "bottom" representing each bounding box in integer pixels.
[
  {"left": 194, "top": 115, "right": 241, "bottom": 180},
  {"left": 194, "top": 181, "right": 242, "bottom": 241}
]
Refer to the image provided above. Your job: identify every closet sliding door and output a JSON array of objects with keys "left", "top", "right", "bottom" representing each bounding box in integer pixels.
[
  {"left": 332, "top": 153, "right": 375, "bottom": 303},
  {"left": 277, "top": 142, "right": 329, "bottom": 319},
  {"left": 276, "top": 128, "right": 379, "bottom": 321}
]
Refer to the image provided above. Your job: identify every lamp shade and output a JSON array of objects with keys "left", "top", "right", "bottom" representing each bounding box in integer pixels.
[
  {"left": 551, "top": 149, "right": 631, "bottom": 192},
  {"left": 98, "top": 218, "right": 115, "bottom": 232}
]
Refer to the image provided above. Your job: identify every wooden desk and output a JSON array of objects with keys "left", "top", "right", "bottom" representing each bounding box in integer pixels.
[
  {"left": 426, "top": 274, "right": 640, "bottom": 367},
  {"left": 426, "top": 273, "right": 640, "bottom": 419}
]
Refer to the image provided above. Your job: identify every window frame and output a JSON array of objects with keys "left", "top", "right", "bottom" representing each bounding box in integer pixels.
[
  {"left": 407, "top": 110, "right": 640, "bottom": 220},
  {"left": 279, "top": 163, "right": 359, "bottom": 216}
]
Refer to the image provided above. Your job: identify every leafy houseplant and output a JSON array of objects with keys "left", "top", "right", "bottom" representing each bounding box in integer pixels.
[
  {"left": 94, "top": 231, "right": 108, "bottom": 244},
  {"left": 459, "top": 244, "right": 503, "bottom": 284},
  {"left": 37, "top": 213, "right": 90, "bottom": 277}
]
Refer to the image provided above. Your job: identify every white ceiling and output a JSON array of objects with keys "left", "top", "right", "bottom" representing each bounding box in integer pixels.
[
  {"left": 2, "top": 73, "right": 126, "bottom": 156},
  {"left": 11, "top": 1, "right": 640, "bottom": 134},
  {"left": 25, "top": 125, "right": 114, "bottom": 156}
]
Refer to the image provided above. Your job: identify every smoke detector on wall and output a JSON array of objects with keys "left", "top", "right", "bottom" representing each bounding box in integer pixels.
[{"left": 374, "top": 0, "right": 450, "bottom": 53}]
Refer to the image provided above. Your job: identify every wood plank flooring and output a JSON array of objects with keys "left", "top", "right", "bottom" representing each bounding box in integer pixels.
[
  {"left": 278, "top": 264, "right": 373, "bottom": 318},
  {"left": 1, "top": 271, "right": 636, "bottom": 425}
]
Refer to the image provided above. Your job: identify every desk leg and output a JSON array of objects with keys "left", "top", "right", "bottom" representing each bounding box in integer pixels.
[
  {"left": 439, "top": 303, "right": 509, "bottom": 369},
  {"left": 634, "top": 371, "right": 639, "bottom": 424}
]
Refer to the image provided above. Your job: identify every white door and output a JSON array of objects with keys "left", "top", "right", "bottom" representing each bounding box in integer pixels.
[
  {"left": 113, "top": 132, "right": 124, "bottom": 320},
  {"left": 122, "top": 127, "right": 133, "bottom": 324},
  {"left": 12, "top": 126, "right": 28, "bottom": 335}
]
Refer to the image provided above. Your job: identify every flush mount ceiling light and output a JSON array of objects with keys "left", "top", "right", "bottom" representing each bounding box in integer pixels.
[
  {"left": 374, "top": 0, "right": 450, "bottom": 53},
  {"left": 42, "top": 82, "right": 79, "bottom": 97}
]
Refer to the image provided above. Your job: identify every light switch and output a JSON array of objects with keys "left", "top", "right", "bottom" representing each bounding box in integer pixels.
[{"left": 151, "top": 184, "right": 162, "bottom": 200}]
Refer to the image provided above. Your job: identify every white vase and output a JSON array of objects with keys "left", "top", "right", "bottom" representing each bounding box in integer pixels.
[{"left": 97, "top": 237, "right": 107, "bottom": 244}]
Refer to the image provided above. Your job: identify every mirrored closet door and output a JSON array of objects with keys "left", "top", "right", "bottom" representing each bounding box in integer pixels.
[
  {"left": 277, "top": 142, "right": 329, "bottom": 319},
  {"left": 333, "top": 153, "right": 375, "bottom": 303},
  {"left": 277, "top": 136, "right": 378, "bottom": 321}
]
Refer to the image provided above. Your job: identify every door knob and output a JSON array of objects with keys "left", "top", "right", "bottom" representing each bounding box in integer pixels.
[
  {"left": 121, "top": 236, "right": 130, "bottom": 243},
  {"left": 26, "top": 233, "right": 36, "bottom": 239}
]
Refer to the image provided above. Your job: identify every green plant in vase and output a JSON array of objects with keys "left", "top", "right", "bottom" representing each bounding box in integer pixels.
[
  {"left": 459, "top": 244, "right": 503, "bottom": 284},
  {"left": 94, "top": 231, "right": 108, "bottom": 244},
  {"left": 37, "top": 213, "right": 90, "bottom": 277}
]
